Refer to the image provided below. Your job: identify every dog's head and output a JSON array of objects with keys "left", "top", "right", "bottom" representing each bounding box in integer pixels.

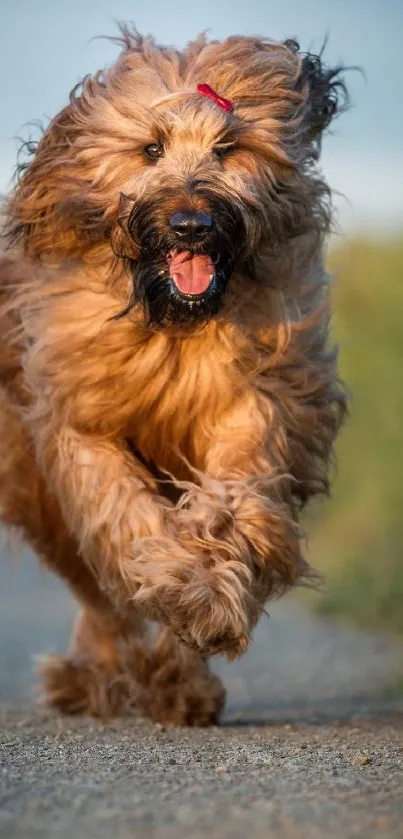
[{"left": 9, "top": 28, "right": 347, "bottom": 326}]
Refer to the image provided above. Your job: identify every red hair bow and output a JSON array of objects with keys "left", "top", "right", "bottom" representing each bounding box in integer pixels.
[{"left": 197, "top": 83, "right": 233, "bottom": 113}]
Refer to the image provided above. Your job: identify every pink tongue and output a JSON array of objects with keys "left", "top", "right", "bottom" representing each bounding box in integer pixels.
[{"left": 168, "top": 251, "right": 214, "bottom": 295}]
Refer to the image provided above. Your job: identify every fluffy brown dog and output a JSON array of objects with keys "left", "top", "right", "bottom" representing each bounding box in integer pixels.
[{"left": 0, "top": 27, "right": 347, "bottom": 725}]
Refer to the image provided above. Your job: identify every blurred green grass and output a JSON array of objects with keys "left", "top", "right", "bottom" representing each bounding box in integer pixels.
[{"left": 306, "top": 233, "right": 403, "bottom": 634}]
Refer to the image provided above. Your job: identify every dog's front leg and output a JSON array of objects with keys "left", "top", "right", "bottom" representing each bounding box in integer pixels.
[
  {"left": 170, "top": 396, "right": 303, "bottom": 656},
  {"left": 33, "top": 423, "right": 181, "bottom": 610}
]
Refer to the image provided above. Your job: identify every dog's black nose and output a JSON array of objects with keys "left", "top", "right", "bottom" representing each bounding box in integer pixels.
[{"left": 169, "top": 211, "right": 213, "bottom": 240}]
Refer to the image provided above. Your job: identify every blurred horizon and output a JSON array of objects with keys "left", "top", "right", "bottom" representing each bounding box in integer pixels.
[{"left": 0, "top": 0, "right": 402, "bottom": 235}]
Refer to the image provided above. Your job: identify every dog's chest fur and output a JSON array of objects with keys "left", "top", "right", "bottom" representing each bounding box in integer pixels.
[{"left": 123, "top": 322, "right": 248, "bottom": 477}]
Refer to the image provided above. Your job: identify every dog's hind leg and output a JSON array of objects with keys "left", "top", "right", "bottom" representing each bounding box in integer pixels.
[{"left": 40, "top": 611, "right": 226, "bottom": 725}]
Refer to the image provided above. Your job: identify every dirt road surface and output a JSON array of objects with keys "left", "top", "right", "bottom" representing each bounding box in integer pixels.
[{"left": 1, "top": 545, "right": 403, "bottom": 839}]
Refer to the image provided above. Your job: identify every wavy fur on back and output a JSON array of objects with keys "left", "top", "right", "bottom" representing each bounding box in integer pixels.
[{"left": 0, "top": 28, "right": 347, "bottom": 724}]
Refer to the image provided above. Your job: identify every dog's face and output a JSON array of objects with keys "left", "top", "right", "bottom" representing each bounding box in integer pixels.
[
  {"left": 115, "top": 95, "right": 266, "bottom": 325},
  {"left": 11, "top": 32, "right": 346, "bottom": 326}
]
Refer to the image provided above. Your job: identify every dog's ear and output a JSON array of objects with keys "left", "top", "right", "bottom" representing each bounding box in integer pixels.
[
  {"left": 6, "top": 108, "right": 74, "bottom": 256},
  {"left": 6, "top": 77, "right": 110, "bottom": 259},
  {"left": 300, "top": 52, "right": 348, "bottom": 139},
  {"left": 284, "top": 40, "right": 348, "bottom": 151}
]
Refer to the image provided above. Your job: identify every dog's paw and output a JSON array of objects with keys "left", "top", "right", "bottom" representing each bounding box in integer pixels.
[
  {"left": 131, "top": 547, "right": 255, "bottom": 659},
  {"left": 38, "top": 654, "right": 135, "bottom": 718},
  {"left": 134, "top": 627, "right": 227, "bottom": 725},
  {"left": 122, "top": 536, "right": 253, "bottom": 656}
]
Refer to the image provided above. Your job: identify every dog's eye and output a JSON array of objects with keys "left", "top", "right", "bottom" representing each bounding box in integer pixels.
[
  {"left": 144, "top": 143, "right": 164, "bottom": 161},
  {"left": 214, "top": 142, "right": 237, "bottom": 160}
]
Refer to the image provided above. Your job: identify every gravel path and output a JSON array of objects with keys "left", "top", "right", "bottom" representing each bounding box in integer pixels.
[{"left": 1, "top": 546, "right": 403, "bottom": 838}]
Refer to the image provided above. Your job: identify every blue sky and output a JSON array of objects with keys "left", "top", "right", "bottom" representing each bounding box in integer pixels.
[{"left": 1, "top": 0, "right": 402, "bottom": 233}]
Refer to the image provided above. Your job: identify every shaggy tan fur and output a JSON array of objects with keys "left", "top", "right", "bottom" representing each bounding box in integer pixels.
[{"left": 0, "top": 28, "right": 347, "bottom": 725}]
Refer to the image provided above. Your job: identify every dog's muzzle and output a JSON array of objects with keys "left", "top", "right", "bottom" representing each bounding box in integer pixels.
[
  {"left": 167, "top": 212, "right": 216, "bottom": 297},
  {"left": 125, "top": 194, "right": 245, "bottom": 326}
]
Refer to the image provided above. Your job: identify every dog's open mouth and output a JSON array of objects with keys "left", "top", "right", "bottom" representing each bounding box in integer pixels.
[
  {"left": 167, "top": 250, "right": 215, "bottom": 298},
  {"left": 132, "top": 245, "right": 233, "bottom": 326}
]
